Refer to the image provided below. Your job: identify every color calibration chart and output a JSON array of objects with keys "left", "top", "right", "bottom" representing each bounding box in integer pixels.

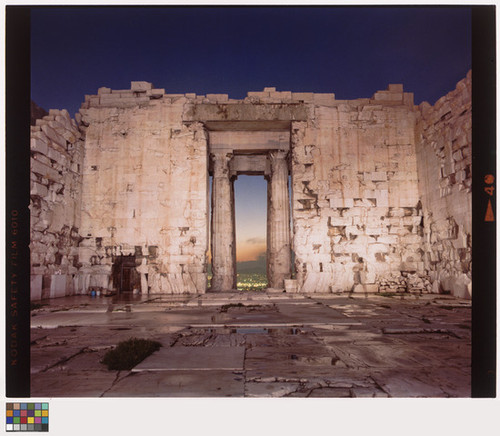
[{"left": 6, "top": 403, "right": 49, "bottom": 432}]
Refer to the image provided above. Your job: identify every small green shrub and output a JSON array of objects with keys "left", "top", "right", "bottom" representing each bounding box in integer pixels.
[{"left": 102, "top": 338, "right": 161, "bottom": 371}]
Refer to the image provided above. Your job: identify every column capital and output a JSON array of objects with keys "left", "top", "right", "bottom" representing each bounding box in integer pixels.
[
  {"left": 210, "top": 152, "right": 233, "bottom": 176},
  {"left": 268, "top": 150, "right": 289, "bottom": 175},
  {"left": 268, "top": 150, "right": 289, "bottom": 162}
]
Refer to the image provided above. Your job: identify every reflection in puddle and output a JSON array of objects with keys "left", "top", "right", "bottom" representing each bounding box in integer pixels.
[
  {"left": 234, "top": 328, "right": 268, "bottom": 334},
  {"left": 111, "top": 293, "right": 145, "bottom": 304},
  {"left": 207, "top": 327, "right": 301, "bottom": 335}
]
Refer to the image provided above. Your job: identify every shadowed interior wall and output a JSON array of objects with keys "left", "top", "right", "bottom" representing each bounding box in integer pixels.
[
  {"left": 415, "top": 72, "right": 472, "bottom": 298},
  {"left": 29, "top": 109, "right": 85, "bottom": 300}
]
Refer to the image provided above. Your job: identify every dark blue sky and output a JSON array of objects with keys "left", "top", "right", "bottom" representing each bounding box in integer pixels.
[{"left": 31, "top": 6, "right": 471, "bottom": 116}]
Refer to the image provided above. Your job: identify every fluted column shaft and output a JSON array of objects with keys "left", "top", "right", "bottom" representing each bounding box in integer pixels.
[
  {"left": 267, "top": 151, "right": 291, "bottom": 288},
  {"left": 211, "top": 153, "right": 236, "bottom": 291}
]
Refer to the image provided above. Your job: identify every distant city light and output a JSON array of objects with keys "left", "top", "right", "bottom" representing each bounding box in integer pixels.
[{"left": 207, "top": 273, "right": 268, "bottom": 291}]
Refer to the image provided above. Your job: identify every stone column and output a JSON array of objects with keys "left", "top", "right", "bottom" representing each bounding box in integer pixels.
[
  {"left": 210, "top": 152, "right": 236, "bottom": 291},
  {"left": 267, "top": 150, "right": 291, "bottom": 288}
]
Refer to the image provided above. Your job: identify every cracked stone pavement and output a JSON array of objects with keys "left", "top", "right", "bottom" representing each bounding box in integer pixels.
[{"left": 31, "top": 291, "right": 471, "bottom": 397}]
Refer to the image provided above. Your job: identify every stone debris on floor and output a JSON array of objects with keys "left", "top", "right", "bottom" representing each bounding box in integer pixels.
[{"left": 30, "top": 291, "right": 471, "bottom": 398}]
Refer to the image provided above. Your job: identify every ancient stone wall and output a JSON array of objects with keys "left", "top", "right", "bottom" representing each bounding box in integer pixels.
[
  {"left": 30, "top": 109, "right": 85, "bottom": 300},
  {"left": 291, "top": 86, "right": 425, "bottom": 293},
  {"left": 415, "top": 71, "right": 472, "bottom": 298},
  {"left": 29, "top": 76, "right": 472, "bottom": 299},
  {"left": 77, "top": 82, "right": 209, "bottom": 294}
]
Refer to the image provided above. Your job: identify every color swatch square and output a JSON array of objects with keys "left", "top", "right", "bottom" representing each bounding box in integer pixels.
[{"left": 6, "top": 403, "right": 48, "bottom": 432}]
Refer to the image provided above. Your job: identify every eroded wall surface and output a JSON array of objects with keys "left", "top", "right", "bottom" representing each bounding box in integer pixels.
[
  {"left": 30, "top": 110, "right": 85, "bottom": 300},
  {"left": 77, "top": 82, "right": 208, "bottom": 294},
  {"left": 290, "top": 87, "right": 424, "bottom": 293},
  {"left": 415, "top": 72, "right": 472, "bottom": 298}
]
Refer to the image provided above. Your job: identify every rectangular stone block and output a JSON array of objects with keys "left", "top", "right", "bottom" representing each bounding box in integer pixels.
[
  {"left": 31, "top": 275, "right": 43, "bottom": 301},
  {"left": 150, "top": 89, "right": 165, "bottom": 98},
  {"left": 373, "top": 91, "right": 403, "bottom": 102},
  {"left": 50, "top": 275, "right": 68, "bottom": 298},
  {"left": 372, "top": 172, "right": 388, "bottom": 181},
  {"left": 47, "top": 146, "right": 68, "bottom": 165},
  {"left": 329, "top": 198, "right": 344, "bottom": 208},
  {"left": 313, "top": 94, "right": 335, "bottom": 105},
  {"left": 367, "top": 243, "right": 389, "bottom": 254},
  {"left": 401, "top": 234, "right": 423, "bottom": 244},
  {"left": 100, "top": 93, "right": 123, "bottom": 101},
  {"left": 32, "top": 153, "right": 51, "bottom": 167},
  {"left": 375, "top": 190, "right": 389, "bottom": 207},
  {"left": 30, "top": 181, "right": 48, "bottom": 197},
  {"left": 292, "top": 92, "right": 314, "bottom": 102},
  {"left": 247, "top": 91, "right": 267, "bottom": 98},
  {"left": 88, "top": 96, "right": 101, "bottom": 106},
  {"left": 403, "top": 93, "right": 414, "bottom": 106},
  {"left": 270, "top": 91, "right": 292, "bottom": 100},
  {"left": 206, "top": 94, "right": 228, "bottom": 103},
  {"left": 388, "top": 84, "right": 403, "bottom": 93},
  {"left": 328, "top": 216, "right": 352, "bottom": 226},
  {"left": 131, "top": 81, "right": 152, "bottom": 92},
  {"left": 41, "top": 123, "right": 67, "bottom": 149},
  {"left": 100, "top": 97, "right": 150, "bottom": 108},
  {"left": 31, "top": 137, "right": 48, "bottom": 155},
  {"left": 31, "top": 158, "right": 61, "bottom": 182},
  {"left": 364, "top": 171, "right": 387, "bottom": 182},
  {"left": 377, "top": 235, "right": 399, "bottom": 245}
]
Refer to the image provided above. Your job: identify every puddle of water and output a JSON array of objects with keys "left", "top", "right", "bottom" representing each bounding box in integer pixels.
[
  {"left": 268, "top": 328, "right": 300, "bottom": 335},
  {"left": 206, "top": 327, "right": 301, "bottom": 335},
  {"left": 234, "top": 328, "right": 268, "bottom": 334}
]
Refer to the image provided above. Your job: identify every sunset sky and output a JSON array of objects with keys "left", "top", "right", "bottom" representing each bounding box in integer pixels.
[
  {"left": 234, "top": 176, "right": 268, "bottom": 262},
  {"left": 30, "top": 6, "right": 471, "bottom": 263}
]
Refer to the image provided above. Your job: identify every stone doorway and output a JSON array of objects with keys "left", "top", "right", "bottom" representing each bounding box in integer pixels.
[
  {"left": 209, "top": 149, "right": 292, "bottom": 292},
  {"left": 112, "top": 255, "right": 140, "bottom": 293}
]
